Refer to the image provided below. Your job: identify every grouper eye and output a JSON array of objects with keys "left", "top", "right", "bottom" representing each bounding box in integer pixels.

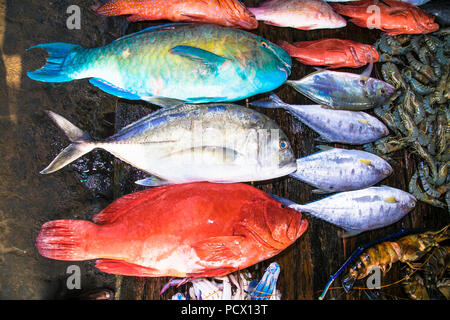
[{"left": 279, "top": 140, "right": 288, "bottom": 150}]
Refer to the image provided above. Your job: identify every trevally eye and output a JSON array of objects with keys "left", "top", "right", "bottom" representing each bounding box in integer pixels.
[{"left": 279, "top": 140, "right": 288, "bottom": 150}]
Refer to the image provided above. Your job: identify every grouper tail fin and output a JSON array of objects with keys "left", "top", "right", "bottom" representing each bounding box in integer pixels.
[
  {"left": 40, "top": 111, "right": 95, "bottom": 174},
  {"left": 27, "top": 43, "right": 81, "bottom": 83}
]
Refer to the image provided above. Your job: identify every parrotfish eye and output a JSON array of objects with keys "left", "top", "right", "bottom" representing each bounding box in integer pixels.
[
  {"left": 279, "top": 140, "right": 288, "bottom": 150},
  {"left": 261, "top": 41, "right": 269, "bottom": 48}
]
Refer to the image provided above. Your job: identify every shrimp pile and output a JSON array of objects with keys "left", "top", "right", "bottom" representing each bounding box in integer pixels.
[{"left": 364, "top": 29, "right": 450, "bottom": 211}]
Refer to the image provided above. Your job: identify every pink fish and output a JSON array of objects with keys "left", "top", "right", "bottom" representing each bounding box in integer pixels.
[{"left": 248, "top": 0, "right": 347, "bottom": 30}]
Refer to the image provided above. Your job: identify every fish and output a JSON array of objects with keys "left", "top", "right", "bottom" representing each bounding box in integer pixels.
[
  {"left": 270, "top": 186, "right": 417, "bottom": 237},
  {"left": 35, "top": 182, "right": 309, "bottom": 278},
  {"left": 286, "top": 58, "right": 396, "bottom": 110},
  {"left": 92, "top": 0, "right": 258, "bottom": 29},
  {"left": 40, "top": 103, "right": 297, "bottom": 185},
  {"left": 332, "top": 0, "right": 432, "bottom": 4},
  {"left": 251, "top": 94, "right": 389, "bottom": 144},
  {"left": 248, "top": 0, "right": 347, "bottom": 30},
  {"left": 421, "top": 0, "right": 450, "bottom": 27},
  {"left": 27, "top": 23, "right": 291, "bottom": 105},
  {"left": 291, "top": 146, "right": 393, "bottom": 193},
  {"left": 279, "top": 39, "right": 379, "bottom": 69},
  {"left": 331, "top": 0, "right": 440, "bottom": 36}
]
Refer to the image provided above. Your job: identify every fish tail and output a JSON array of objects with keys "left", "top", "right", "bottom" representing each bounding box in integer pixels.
[
  {"left": 40, "top": 111, "right": 96, "bottom": 174},
  {"left": 250, "top": 94, "right": 289, "bottom": 109},
  {"left": 27, "top": 43, "right": 81, "bottom": 83},
  {"left": 92, "top": 0, "right": 140, "bottom": 17},
  {"left": 36, "top": 220, "right": 97, "bottom": 261}
]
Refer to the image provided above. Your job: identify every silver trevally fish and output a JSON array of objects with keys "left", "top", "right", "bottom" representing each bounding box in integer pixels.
[
  {"left": 251, "top": 94, "right": 389, "bottom": 144},
  {"left": 270, "top": 186, "right": 416, "bottom": 237},
  {"left": 286, "top": 58, "right": 395, "bottom": 110},
  {"left": 41, "top": 103, "right": 297, "bottom": 184},
  {"left": 27, "top": 23, "right": 291, "bottom": 105},
  {"left": 291, "top": 147, "right": 393, "bottom": 193}
]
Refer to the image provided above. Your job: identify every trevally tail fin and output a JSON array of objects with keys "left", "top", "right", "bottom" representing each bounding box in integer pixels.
[
  {"left": 40, "top": 111, "right": 95, "bottom": 174},
  {"left": 250, "top": 93, "right": 289, "bottom": 109},
  {"left": 27, "top": 43, "right": 81, "bottom": 83}
]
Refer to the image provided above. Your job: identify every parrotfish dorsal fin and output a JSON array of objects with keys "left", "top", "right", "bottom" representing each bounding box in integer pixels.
[{"left": 113, "top": 23, "right": 192, "bottom": 42}]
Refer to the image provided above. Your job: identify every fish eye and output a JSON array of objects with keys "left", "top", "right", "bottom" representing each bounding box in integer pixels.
[
  {"left": 279, "top": 140, "right": 288, "bottom": 150},
  {"left": 261, "top": 41, "right": 268, "bottom": 48},
  {"left": 281, "top": 204, "right": 286, "bottom": 209},
  {"left": 380, "top": 88, "right": 386, "bottom": 94}
]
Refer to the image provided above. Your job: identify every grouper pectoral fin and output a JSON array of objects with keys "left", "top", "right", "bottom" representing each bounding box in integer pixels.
[{"left": 169, "top": 45, "right": 229, "bottom": 66}]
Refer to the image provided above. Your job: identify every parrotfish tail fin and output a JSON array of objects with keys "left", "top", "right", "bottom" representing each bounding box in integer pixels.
[
  {"left": 40, "top": 111, "right": 95, "bottom": 174},
  {"left": 250, "top": 94, "right": 289, "bottom": 109},
  {"left": 36, "top": 220, "right": 97, "bottom": 261},
  {"left": 27, "top": 43, "right": 81, "bottom": 83}
]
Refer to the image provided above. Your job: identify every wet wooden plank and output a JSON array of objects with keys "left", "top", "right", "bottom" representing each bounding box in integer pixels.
[{"left": 112, "top": 0, "right": 450, "bottom": 300}]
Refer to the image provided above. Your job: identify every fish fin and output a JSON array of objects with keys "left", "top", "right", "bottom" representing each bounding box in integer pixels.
[
  {"left": 360, "top": 52, "right": 374, "bottom": 82},
  {"left": 40, "top": 111, "right": 95, "bottom": 174},
  {"left": 95, "top": 259, "right": 160, "bottom": 276},
  {"left": 250, "top": 93, "right": 288, "bottom": 109},
  {"left": 135, "top": 176, "right": 172, "bottom": 187},
  {"left": 262, "top": 21, "right": 285, "bottom": 27},
  {"left": 89, "top": 78, "right": 142, "bottom": 100},
  {"left": 93, "top": 191, "right": 153, "bottom": 224},
  {"left": 179, "top": 13, "right": 209, "bottom": 23},
  {"left": 312, "top": 189, "right": 332, "bottom": 195},
  {"left": 338, "top": 229, "right": 362, "bottom": 238},
  {"left": 358, "top": 119, "right": 369, "bottom": 125},
  {"left": 187, "top": 267, "right": 237, "bottom": 279},
  {"left": 384, "top": 196, "right": 398, "bottom": 203},
  {"left": 92, "top": 0, "right": 136, "bottom": 17},
  {"left": 266, "top": 192, "right": 298, "bottom": 207},
  {"left": 36, "top": 220, "right": 97, "bottom": 260},
  {"left": 388, "top": 10, "right": 409, "bottom": 18},
  {"left": 127, "top": 14, "right": 148, "bottom": 22},
  {"left": 185, "top": 97, "right": 227, "bottom": 104},
  {"left": 169, "top": 45, "right": 228, "bottom": 66},
  {"left": 160, "top": 146, "right": 240, "bottom": 163},
  {"left": 360, "top": 159, "right": 373, "bottom": 166},
  {"left": 113, "top": 23, "right": 191, "bottom": 42},
  {"left": 144, "top": 97, "right": 185, "bottom": 108},
  {"left": 27, "top": 43, "right": 81, "bottom": 83},
  {"left": 316, "top": 145, "right": 333, "bottom": 151},
  {"left": 192, "top": 236, "right": 246, "bottom": 263}
]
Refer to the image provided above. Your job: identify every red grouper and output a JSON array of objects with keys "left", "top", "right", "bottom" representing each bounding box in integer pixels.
[
  {"left": 331, "top": 0, "right": 439, "bottom": 36},
  {"left": 279, "top": 39, "right": 379, "bottom": 69},
  {"left": 92, "top": 0, "right": 258, "bottom": 29},
  {"left": 36, "top": 183, "right": 308, "bottom": 278}
]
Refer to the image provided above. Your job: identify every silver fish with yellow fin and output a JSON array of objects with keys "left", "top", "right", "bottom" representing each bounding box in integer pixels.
[
  {"left": 292, "top": 147, "right": 393, "bottom": 193},
  {"left": 286, "top": 58, "right": 395, "bottom": 110},
  {"left": 251, "top": 94, "right": 389, "bottom": 144},
  {"left": 270, "top": 186, "right": 416, "bottom": 237}
]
